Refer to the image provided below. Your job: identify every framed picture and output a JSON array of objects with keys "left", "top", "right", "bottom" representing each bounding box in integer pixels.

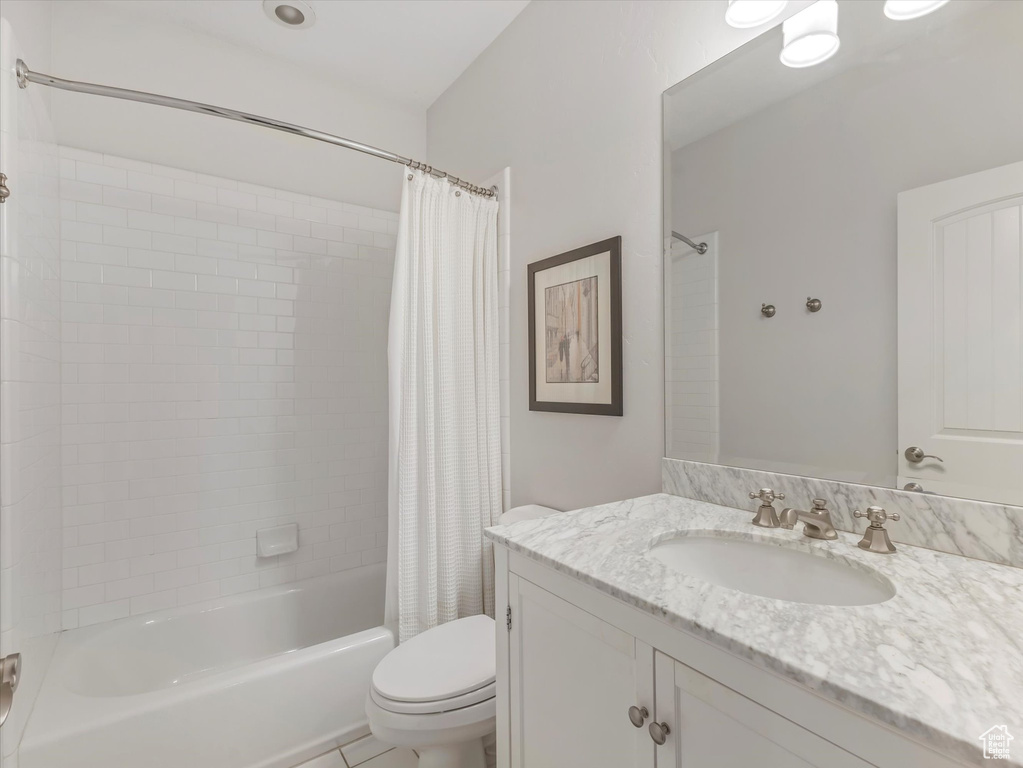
[{"left": 528, "top": 236, "right": 622, "bottom": 416}]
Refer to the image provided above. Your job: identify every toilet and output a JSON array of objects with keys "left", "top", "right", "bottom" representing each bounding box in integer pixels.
[{"left": 366, "top": 505, "right": 559, "bottom": 768}]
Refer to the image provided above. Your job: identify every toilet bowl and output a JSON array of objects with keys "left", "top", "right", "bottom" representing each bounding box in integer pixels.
[
  {"left": 367, "top": 505, "right": 559, "bottom": 767},
  {"left": 366, "top": 615, "right": 497, "bottom": 768}
]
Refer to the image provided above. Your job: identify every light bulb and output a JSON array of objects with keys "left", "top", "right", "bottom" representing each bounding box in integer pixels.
[
  {"left": 780, "top": 0, "right": 840, "bottom": 69},
  {"left": 883, "top": 0, "right": 951, "bottom": 21},
  {"left": 725, "top": 0, "right": 789, "bottom": 29}
]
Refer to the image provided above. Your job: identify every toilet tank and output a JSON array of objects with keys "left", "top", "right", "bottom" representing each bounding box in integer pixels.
[{"left": 497, "top": 504, "right": 560, "bottom": 525}]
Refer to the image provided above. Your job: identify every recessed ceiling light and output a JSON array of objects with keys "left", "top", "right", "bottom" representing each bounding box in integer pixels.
[
  {"left": 725, "top": 0, "right": 788, "bottom": 29},
  {"left": 780, "top": 0, "right": 840, "bottom": 69},
  {"left": 883, "top": 0, "right": 950, "bottom": 21},
  {"left": 262, "top": 0, "right": 316, "bottom": 30}
]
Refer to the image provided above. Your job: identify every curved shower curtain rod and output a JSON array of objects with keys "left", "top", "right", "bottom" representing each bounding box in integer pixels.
[{"left": 15, "top": 59, "right": 496, "bottom": 199}]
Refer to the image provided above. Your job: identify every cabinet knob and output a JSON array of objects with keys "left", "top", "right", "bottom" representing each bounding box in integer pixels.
[
  {"left": 649, "top": 721, "right": 671, "bottom": 746},
  {"left": 627, "top": 705, "right": 649, "bottom": 728}
]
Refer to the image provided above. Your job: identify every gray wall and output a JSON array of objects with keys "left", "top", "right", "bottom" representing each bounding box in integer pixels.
[{"left": 671, "top": 1, "right": 1023, "bottom": 486}]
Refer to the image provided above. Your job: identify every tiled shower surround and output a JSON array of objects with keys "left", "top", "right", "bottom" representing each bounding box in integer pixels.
[
  {"left": 0, "top": 139, "right": 63, "bottom": 645},
  {"left": 58, "top": 147, "right": 397, "bottom": 628}
]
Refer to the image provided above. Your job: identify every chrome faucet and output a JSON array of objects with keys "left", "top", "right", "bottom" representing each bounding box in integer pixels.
[{"left": 779, "top": 498, "right": 838, "bottom": 540}]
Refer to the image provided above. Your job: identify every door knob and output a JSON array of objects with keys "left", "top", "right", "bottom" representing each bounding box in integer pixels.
[
  {"left": 628, "top": 705, "right": 649, "bottom": 728},
  {"left": 649, "top": 720, "right": 671, "bottom": 745},
  {"left": 904, "top": 446, "right": 943, "bottom": 464}
]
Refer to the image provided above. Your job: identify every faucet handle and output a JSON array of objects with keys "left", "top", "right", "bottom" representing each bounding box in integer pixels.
[
  {"left": 749, "top": 488, "right": 784, "bottom": 504},
  {"left": 749, "top": 489, "right": 784, "bottom": 528},
  {"left": 853, "top": 506, "right": 900, "bottom": 526},
  {"left": 854, "top": 506, "right": 900, "bottom": 554}
]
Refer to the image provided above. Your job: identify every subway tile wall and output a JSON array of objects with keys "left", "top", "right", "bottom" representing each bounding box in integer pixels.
[
  {"left": 0, "top": 141, "right": 63, "bottom": 644},
  {"left": 1, "top": 25, "right": 63, "bottom": 753},
  {"left": 58, "top": 147, "right": 397, "bottom": 628},
  {"left": 665, "top": 235, "right": 719, "bottom": 464}
]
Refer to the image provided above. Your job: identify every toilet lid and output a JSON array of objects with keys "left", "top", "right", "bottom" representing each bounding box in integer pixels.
[{"left": 372, "top": 615, "right": 496, "bottom": 703}]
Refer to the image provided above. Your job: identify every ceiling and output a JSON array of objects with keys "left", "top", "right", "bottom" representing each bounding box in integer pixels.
[{"left": 95, "top": 0, "right": 530, "bottom": 108}]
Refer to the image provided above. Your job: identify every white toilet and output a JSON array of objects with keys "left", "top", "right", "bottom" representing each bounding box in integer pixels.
[{"left": 366, "top": 505, "right": 559, "bottom": 768}]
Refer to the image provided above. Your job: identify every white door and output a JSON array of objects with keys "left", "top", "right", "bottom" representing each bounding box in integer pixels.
[
  {"left": 898, "top": 161, "right": 1023, "bottom": 504},
  {"left": 652, "top": 652, "right": 871, "bottom": 768},
  {"left": 507, "top": 576, "right": 654, "bottom": 768}
]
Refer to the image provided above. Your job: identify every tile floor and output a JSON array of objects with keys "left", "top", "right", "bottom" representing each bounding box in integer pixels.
[
  {"left": 295, "top": 735, "right": 417, "bottom": 768},
  {"left": 353, "top": 749, "right": 418, "bottom": 768}
]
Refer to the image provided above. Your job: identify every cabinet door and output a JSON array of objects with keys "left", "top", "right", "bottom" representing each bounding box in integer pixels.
[
  {"left": 653, "top": 652, "right": 874, "bottom": 768},
  {"left": 508, "top": 575, "right": 655, "bottom": 768}
]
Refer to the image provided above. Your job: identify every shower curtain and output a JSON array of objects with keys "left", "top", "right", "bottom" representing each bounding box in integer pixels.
[{"left": 385, "top": 168, "right": 502, "bottom": 643}]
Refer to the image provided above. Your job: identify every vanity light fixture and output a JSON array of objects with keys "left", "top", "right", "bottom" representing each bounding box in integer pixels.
[
  {"left": 725, "top": 0, "right": 788, "bottom": 29},
  {"left": 780, "top": 0, "right": 840, "bottom": 68},
  {"left": 262, "top": 0, "right": 316, "bottom": 29},
  {"left": 883, "top": 0, "right": 950, "bottom": 21}
]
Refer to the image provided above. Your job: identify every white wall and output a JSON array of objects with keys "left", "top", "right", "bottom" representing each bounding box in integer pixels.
[
  {"left": 0, "top": 1, "right": 62, "bottom": 756},
  {"left": 484, "top": 167, "right": 514, "bottom": 515},
  {"left": 49, "top": 0, "right": 426, "bottom": 212},
  {"left": 426, "top": 1, "right": 790, "bottom": 510},
  {"left": 58, "top": 147, "right": 395, "bottom": 627}
]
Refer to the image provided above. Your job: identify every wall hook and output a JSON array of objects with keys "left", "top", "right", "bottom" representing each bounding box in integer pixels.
[
  {"left": 806, "top": 297, "right": 822, "bottom": 312},
  {"left": 761, "top": 303, "right": 776, "bottom": 318}
]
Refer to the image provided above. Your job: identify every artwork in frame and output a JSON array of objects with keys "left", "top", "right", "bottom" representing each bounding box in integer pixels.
[{"left": 528, "top": 236, "right": 622, "bottom": 415}]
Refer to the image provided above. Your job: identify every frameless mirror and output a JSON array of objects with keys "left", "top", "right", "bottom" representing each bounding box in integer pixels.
[{"left": 663, "top": 0, "right": 1023, "bottom": 506}]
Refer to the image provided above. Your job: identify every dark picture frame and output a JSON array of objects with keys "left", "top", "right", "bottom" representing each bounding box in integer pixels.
[{"left": 528, "top": 236, "right": 623, "bottom": 416}]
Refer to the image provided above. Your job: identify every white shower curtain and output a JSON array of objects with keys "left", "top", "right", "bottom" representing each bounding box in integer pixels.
[{"left": 385, "top": 168, "right": 502, "bottom": 643}]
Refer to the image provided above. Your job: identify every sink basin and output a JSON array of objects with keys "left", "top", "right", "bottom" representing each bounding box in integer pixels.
[{"left": 648, "top": 533, "right": 895, "bottom": 606}]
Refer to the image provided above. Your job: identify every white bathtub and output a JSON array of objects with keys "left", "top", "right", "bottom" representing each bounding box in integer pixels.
[{"left": 20, "top": 563, "right": 392, "bottom": 768}]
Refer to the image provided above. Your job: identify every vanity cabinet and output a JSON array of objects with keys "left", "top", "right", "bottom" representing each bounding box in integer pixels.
[
  {"left": 497, "top": 549, "right": 970, "bottom": 768},
  {"left": 652, "top": 652, "right": 871, "bottom": 768},
  {"left": 506, "top": 576, "right": 654, "bottom": 767}
]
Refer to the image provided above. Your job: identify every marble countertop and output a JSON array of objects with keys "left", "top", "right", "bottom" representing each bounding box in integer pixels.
[{"left": 485, "top": 494, "right": 1023, "bottom": 767}]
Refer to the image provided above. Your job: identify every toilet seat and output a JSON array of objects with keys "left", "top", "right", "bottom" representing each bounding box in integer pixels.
[{"left": 371, "top": 679, "right": 496, "bottom": 715}]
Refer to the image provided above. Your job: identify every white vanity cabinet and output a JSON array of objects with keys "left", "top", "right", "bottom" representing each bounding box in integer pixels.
[
  {"left": 496, "top": 549, "right": 970, "bottom": 768},
  {"left": 506, "top": 576, "right": 654, "bottom": 767},
  {"left": 652, "top": 652, "right": 872, "bottom": 768}
]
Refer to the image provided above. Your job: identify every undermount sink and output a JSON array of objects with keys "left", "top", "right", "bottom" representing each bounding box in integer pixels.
[{"left": 648, "top": 533, "right": 895, "bottom": 606}]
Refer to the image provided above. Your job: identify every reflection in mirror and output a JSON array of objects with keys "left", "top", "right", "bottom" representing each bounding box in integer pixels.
[{"left": 663, "top": 0, "right": 1023, "bottom": 506}]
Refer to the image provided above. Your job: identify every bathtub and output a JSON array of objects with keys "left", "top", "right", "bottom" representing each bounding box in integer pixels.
[{"left": 20, "top": 563, "right": 392, "bottom": 768}]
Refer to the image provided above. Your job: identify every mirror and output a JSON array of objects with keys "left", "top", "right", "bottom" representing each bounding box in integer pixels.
[{"left": 663, "top": 0, "right": 1023, "bottom": 506}]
